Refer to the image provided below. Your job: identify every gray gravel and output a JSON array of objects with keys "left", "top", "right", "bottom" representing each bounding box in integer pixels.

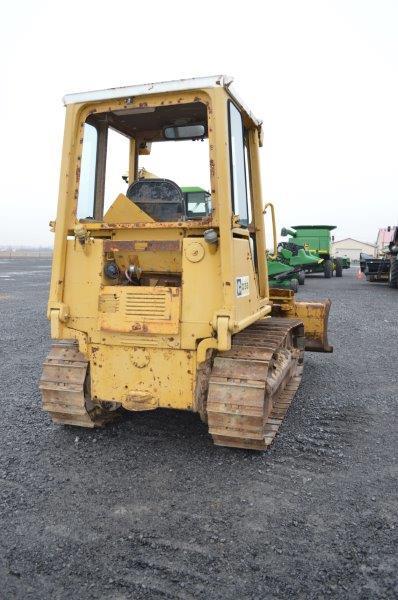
[{"left": 0, "top": 259, "right": 397, "bottom": 599}]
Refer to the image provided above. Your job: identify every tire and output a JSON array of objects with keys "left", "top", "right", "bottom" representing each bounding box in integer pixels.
[
  {"left": 335, "top": 258, "right": 343, "bottom": 277},
  {"left": 298, "top": 270, "right": 305, "bottom": 285},
  {"left": 388, "top": 258, "right": 398, "bottom": 288},
  {"left": 324, "top": 259, "right": 333, "bottom": 278}
]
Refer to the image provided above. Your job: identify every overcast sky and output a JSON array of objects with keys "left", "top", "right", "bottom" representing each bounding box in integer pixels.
[{"left": 1, "top": 0, "right": 397, "bottom": 246}]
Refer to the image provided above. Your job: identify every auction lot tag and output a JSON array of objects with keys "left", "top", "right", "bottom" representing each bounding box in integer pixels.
[{"left": 236, "top": 276, "right": 249, "bottom": 297}]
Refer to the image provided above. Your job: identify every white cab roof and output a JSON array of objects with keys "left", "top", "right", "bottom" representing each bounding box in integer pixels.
[{"left": 63, "top": 75, "right": 261, "bottom": 127}]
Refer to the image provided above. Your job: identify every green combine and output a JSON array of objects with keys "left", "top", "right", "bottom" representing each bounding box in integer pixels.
[
  {"left": 179, "top": 192, "right": 346, "bottom": 290},
  {"left": 277, "top": 245, "right": 321, "bottom": 279},
  {"left": 267, "top": 245, "right": 321, "bottom": 291},
  {"left": 267, "top": 259, "right": 300, "bottom": 293},
  {"left": 181, "top": 187, "right": 211, "bottom": 219},
  {"left": 281, "top": 225, "right": 350, "bottom": 278}
]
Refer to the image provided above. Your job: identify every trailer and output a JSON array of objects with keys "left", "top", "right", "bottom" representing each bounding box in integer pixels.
[{"left": 360, "top": 226, "right": 398, "bottom": 288}]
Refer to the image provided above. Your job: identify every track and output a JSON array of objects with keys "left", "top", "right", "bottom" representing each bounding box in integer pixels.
[
  {"left": 41, "top": 320, "right": 304, "bottom": 448},
  {"left": 207, "top": 317, "right": 304, "bottom": 450},
  {"left": 39, "top": 340, "right": 114, "bottom": 427}
]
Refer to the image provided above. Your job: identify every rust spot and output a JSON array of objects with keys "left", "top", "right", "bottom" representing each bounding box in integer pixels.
[
  {"left": 104, "top": 240, "right": 181, "bottom": 253},
  {"left": 130, "top": 322, "right": 149, "bottom": 333},
  {"left": 86, "top": 220, "right": 213, "bottom": 231},
  {"left": 209, "top": 159, "right": 215, "bottom": 177}
]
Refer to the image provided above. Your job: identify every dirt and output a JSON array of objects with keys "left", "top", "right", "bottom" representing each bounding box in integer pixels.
[{"left": 0, "top": 259, "right": 397, "bottom": 599}]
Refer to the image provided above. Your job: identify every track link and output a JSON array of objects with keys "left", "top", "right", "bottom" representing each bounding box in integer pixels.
[
  {"left": 207, "top": 318, "right": 304, "bottom": 450},
  {"left": 39, "top": 340, "right": 116, "bottom": 428}
]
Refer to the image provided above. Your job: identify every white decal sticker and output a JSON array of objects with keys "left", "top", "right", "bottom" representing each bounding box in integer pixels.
[{"left": 236, "top": 276, "right": 249, "bottom": 297}]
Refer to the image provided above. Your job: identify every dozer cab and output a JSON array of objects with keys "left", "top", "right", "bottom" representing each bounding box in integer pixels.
[{"left": 40, "top": 76, "right": 332, "bottom": 450}]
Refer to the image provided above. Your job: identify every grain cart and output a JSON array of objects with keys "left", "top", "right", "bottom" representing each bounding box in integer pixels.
[
  {"left": 40, "top": 76, "right": 332, "bottom": 450},
  {"left": 281, "top": 225, "right": 350, "bottom": 278}
]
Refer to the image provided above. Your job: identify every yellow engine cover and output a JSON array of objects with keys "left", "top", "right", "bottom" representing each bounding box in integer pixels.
[{"left": 98, "top": 286, "right": 181, "bottom": 335}]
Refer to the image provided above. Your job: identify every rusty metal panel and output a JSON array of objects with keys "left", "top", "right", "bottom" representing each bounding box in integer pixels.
[
  {"left": 90, "top": 345, "right": 195, "bottom": 410},
  {"left": 63, "top": 75, "right": 233, "bottom": 105},
  {"left": 98, "top": 286, "right": 180, "bottom": 334},
  {"left": 103, "top": 240, "right": 181, "bottom": 253}
]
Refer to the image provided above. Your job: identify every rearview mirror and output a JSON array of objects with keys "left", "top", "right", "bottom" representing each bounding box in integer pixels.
[{"left": 163, "top": 124, "right": 205, "bottom": 140}]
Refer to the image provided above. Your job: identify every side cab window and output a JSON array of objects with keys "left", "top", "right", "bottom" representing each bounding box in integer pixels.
[
  {"left": 77, "top": 123, "right": 98, "bottom": 219},
  {"left": 228, "top": 101, "right": 249, "bottom": 227}
]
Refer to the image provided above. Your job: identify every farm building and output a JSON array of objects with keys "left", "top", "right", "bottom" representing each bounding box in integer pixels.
[{"left": 331, "top": 238, "right": 376, "bottom": 264}]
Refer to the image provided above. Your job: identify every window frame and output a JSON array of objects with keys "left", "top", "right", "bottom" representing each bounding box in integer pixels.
[
  {"left": 227, "top": 99, "right": 250, "bottom": 227},
  {"left": 75, "top": 99, "right": 212, "bottom": 225},
  {"left": 76, "top": 122, "right": 99, "bottom": 220}
]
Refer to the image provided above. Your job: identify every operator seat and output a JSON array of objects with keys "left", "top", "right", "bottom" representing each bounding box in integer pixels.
[{"left": 126, "top": 178, "right": 186, "bottom": 222}]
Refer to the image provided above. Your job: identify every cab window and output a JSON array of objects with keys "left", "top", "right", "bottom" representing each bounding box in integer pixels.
[
  {"left": 77, "top": 123, "right": 97, "bottom": 219},
  {"left": 228, "top": 101, "right": 249, "bottom": 226},
  {"left": 76, "top": 102, "right": 210, "bottom": 223}
]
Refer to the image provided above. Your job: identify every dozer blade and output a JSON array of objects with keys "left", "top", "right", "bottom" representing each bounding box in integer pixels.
[
  {"left": 207, "top": 318, "right": 305, "bottom": 450},
  {"left": 269, "top": 288, "right": 333, "bottom": 352}
]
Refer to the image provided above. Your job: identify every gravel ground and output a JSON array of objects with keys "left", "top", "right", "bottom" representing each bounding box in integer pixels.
[{"left": 0, "top": 259, "right": 397, "bottom": 600}]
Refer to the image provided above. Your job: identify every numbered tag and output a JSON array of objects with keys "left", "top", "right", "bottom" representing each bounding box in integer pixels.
[{"left": 236, "top": 276, "right": 249, "bottom": 297}]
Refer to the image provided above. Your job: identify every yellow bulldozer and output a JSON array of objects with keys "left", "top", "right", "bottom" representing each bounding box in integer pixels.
[{"left": 40, "top": 76, "right": 332, "bottom": 450}]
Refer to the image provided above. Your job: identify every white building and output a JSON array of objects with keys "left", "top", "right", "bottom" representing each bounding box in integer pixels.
[{"left": 331, "top": 238, "right": 376, "bottom": 264}]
